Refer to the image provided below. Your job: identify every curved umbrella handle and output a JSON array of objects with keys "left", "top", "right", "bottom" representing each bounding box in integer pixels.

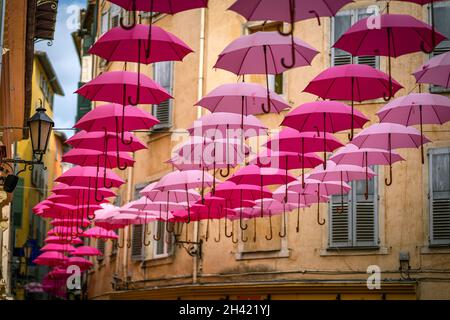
[
  {"left": 117, "top": 229, "right": 125, "bottom": 248},
  {"left": 261, "top": 45, "right": 271, "bottom": 114},
  {"left": 385, "top": 133, "right": 393, "bottom": 186},
  {"left": 231, "top": 221, "right": 238, "bottom": 244},
  {"left": 239, "top": 211, "right": 248, "bottom": 230},
  {"left": 385, "top": 164, "right": 393, "bottom": 186},
  {"left": 279, "top": 208, "right": 287, "bottom": 238},
  {"left": 153, "top": 224, "right": 161, "bottom": 241},
  {"left": 94, "top": 169, "right": 105, "bottom": 202},
  {"left": 261, "top": 91, "right": 271, "bottom": 113},
  {"left": 317, "top": 191, "right": 325, "bottom": 225},
  {"left": 126, "top": 231, "right": 132, "bottom": 248},
  {"left": 252, "top": 218, "right": 257, "bottom": 242},
  {"left": 265, "top": 212, "right": 273, "bottom": 240},
  {"left": 143, "top": 223, "right": 151, "bottom": 246},
  {"left": 119, "top": 2, "right": 136, "bottom": 30},
  {"left": 219, "top": 164, "right": 231, "bottom": 178},
  {"left": 281, "top": 34, "right": 296, "bottom": 69},
  {"left": 224, "top": 216, "right": 233, "bottom": 238},
  {"left": 309, "top": 10, "right": 321, "bottom": 26},
  {"left": 277, "top": 0, "right": 295, "bottom": 37},
  {"left": 214, "top": 219, "right": 221, "bottom": 243},
  {"left": 296, "top": 206, "right": 300, "bottom": 233},
  {"left": 241, "top": 228, "right": 248, "bottom": 243}
]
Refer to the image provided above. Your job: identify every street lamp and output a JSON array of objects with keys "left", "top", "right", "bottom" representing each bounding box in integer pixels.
[{"left": 0, "top": 99, "right": 54, "bottom": 193}]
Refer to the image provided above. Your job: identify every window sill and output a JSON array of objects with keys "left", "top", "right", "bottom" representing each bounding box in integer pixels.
[
  {"left": 420, "top": 245, "right": 450, "bottom": 255},
  {"left": 320, "top": 246, "right": 389, "bottom": 257},
  {"left": 235, "top": 248, "right": 290, "bottom": 261},
  {"left": 142, "top": 255, "right": 174, "bottom": 268}
]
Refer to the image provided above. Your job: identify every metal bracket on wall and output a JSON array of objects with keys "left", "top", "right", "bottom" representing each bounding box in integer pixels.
[{"left": 174, "top": 237, "right": 203, "bottom": 258}]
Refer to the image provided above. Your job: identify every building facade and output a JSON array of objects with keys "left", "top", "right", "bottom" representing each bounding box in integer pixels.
[{"left": 75, "top": 0, "right": 450, "bottom": 300}]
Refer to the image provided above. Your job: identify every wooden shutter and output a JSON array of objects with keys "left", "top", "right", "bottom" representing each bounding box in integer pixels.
[
  {"left": 430, "top": 2, "right": 450, "bottom": 93},
  {"left": 152, "top": 62, "right": 173, "bottom": 130},
  {"left": 131, "top": 224, "right": 143, "bottom": 260},
  {"left": 329, "top": 194, "right": 351, "bottom": 247},
  {"left": 429, "top": 148, "right": 450, "bottom": 245},
  {"left": 353, "top": 175, "right": 378, "bottom": 247},
  {"left": 97, "top": 239, "right": 105, "bottom": 261},
  {"left": 12, "top": 178, "right": 24, "bottom": 228}
]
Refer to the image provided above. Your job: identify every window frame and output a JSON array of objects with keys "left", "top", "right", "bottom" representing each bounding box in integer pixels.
[
  {"left": 328, "top": 167, "right": 380, "bottom": 249},
  {"left": 428, "top": 147, "right": 450, "bottom": 246},
  {"left": 152, "top": 221, "right": 174, "bottom": 259},
  {"left": 331, "top": 8, "right": 380, "bottom": 69},
  {"left": 152, "top": 61, "right": 174, "bottom": 130}
]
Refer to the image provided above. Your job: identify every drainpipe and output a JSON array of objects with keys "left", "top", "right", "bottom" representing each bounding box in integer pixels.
[
  {"left": 193, "top": 7, "right": 206, "bottom": 285},
  {"left": 0, "top": 0, "right": 6, "bottom": 85}
]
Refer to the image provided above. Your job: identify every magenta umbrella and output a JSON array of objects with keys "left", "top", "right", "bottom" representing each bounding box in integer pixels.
[
  {"left": 40, "top": 243, "right": 75, "bottom": 253},
  {"left": 71, "top": 246, "right": 103, "bottom": 257},
  {"left": 51, "top": 218, "right": 91, "bottom": 228},
  {"left": 51, "top": 183, "right": 116, "bottom": 199},
  {"left": 214, "top": 31, "right": 318, "bottom": 112},
  {"left": 351, "top": 123, "right": 431, "bottom": 186},
  {"left": 45, "top": 236, "right": 83, "bottom": 245},
  {"left": 377, "top": 93, "right": 450, "bottom": 163},
  {"left": 303, "top": 64, "right": 403, "bottom": 138},
  {"left": 62, "top": 148, "right": 135, "bottom": 168},
  {"left": 333, "top": 12, "right": 445, "bottom": 98},
  {"left": 195, "top": 82, "right": 290, "bottom": 116},
  {"left": 33, "top": 251, "right": 67, "bottom": 267},
  {"left": 413, "top": 51, "right": 450, "bottom": 88},
  {"left": 282, "top": 100, "right": 369, "bottom": 156},
  {"left": 65, "top": 257, "right": 93, "bottom": 271},
  {"left": 66, "top": 130, "right": 146, "bottom": 152}
]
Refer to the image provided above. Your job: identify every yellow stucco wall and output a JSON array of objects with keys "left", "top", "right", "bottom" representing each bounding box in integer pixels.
[{"left": 85, "top": 0, "right": 450, "bottom": 300}]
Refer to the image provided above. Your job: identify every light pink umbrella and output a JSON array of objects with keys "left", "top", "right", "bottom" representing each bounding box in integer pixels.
[
  {"left": 62, "top": 148, "right": 135, "bottom": 168},
  {"left": 66, "top": 130, "right": 146, "bottom": 152},
  {"left": 214, "top": 31, "right": 318, "bottom": 112},
  {"left": 303, "top": 64, "right": 403, "bottom": 131},
  {"left": 377, "top": 93, "right": 450, "bottom": 163},
  {"left": 140, "top": 183, "right": 200, "bottom": 203},
  {"left": 89, "top": 24, "right": 193, "bottom": 64},
  {"left": 82, "top": 227, "right": 119, "bottom": 240},
  {"left": 249, "top": 150, "right": 323, "bottom": 170},
  {"left": 51, "top": 183, "right": 116, "bottom": 198},
  {"left": 413, "top": 51, "right": 450, "bottom": 89},
  {"left": 352, "top": 123, "right": 431, "bottom": 185},
  {"left": 282, "top": 100, "right": 369, "bottom": 145},
  {"left": 71, "top": 246, "right": 103, "bottom": 257},
  {"left": 195, "top": 82, "right": 290, "bottom": 116},
  {"left": 40, "top": 243, "right": 75, "bottom": 253}
]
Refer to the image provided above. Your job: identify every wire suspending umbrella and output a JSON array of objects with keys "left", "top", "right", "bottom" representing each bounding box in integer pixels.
[
  {"left": 214, "top": 31, "right": 318, "bottom": 113},
  {"left": 377, "top": 93, "right": 450, "bottom": 164},
  {"left": 351, "top": 123, "right": 431, "bottom": 186},
  {"left": 282, "top": 100, "right": 369, "bottom": 162}
]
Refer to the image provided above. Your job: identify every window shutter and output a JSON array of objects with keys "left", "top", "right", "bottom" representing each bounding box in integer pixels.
[
  {"left": 429, "top": 148, "right": 450, "bottom": 246},
  {"left": 12, "top": 178, "right": 24, "bottom": 228},
  {"left": 430, "top": 2, "right": 450, "bottom": 93},
  {"left": 353, "top": 176, "right": 378, "bottom": 247},
  {"left": 131, "top": 224, "right": 143, "bottom": 260},
  {"left": 152, "top": 62, "right": 173, "bottom": 130},
  {"left": 329, "top": 195, "right": 351, "bottom": 247},
  {"left": 97, "top": 239, "right": 105, "bottom": 260}
]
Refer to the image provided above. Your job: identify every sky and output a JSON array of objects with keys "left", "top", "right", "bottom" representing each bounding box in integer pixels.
[{"left": 35, "top": 0, "right": 86, "bottom": 137}]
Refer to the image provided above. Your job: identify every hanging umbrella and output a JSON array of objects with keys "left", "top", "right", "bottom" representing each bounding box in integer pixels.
[
  {"left": 47, "top": 226, "right": 84, "bottom": 237},
  {"left": 377, "top": 93, "right": 450, "bottom": 163},
  {"left": 333, "top": 12, "right": 445, "bottom": 99},
  {"left": 51, "top": 218, "right": 91, "bottom": 228},
  {"left": 82, "top": 227, "right": 119, "bottom": 240},
  {"left": 413, "top": 51, "right": 450, "bottom": 88},
  {"left": 195, "top": 82, "right": 290, "bottom": 117},
  {"left": 282, "top": 100, "right": 369, "bottom": 157},
  {"left": 214, "top": 31, "right": 318, "bottom": 112},
  {"left": 71, "top": 246, "right": 103, "bottom": 257},
  {"left": 303, "top": 64, "right": 403, "bottom": 138},
  {"left": 67, "top": 130, "right": 146, "bottom": 152},
  {"left": 330, "top": 143, "right": 404, "bottom": 198},
  {"left": 33, "top": 251, "right": 67, "bottom": 267},
  {"left": 40, "top": 244, "right": 76, "bottom": 253},
  {"left": 45, "top": 236, "right": 83, "bottom": 245},
  {"left": 51, "top": 183, "right": 116, "bottom": 199},
  {"left": 65, "top": 257, "right": 94, "bottom": 271},
  {"left": 62, "top": 148, "right": 135, "bottom": 168},
  {"left": 351, "top": 123, "right": 431, "bottom": 186}
]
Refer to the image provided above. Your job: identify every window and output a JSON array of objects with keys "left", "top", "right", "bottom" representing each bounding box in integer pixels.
[
  {"left": 101, "top": 11, "right": 109, "bottom": 35},
  {"left": 153, "top": 221, "right": 174, "bottom": 258},
  {"left": 331, "top": 9, "right": 379, "bottom": 68},
  {"left": 96, "top": 239, "right": 105, "bottom": 261},
  {"left": 248, "top": 23, "right": 284, "bottom": 95},
  {"left": 430, "top": 1, "right": 450, "bottom": 93},
  {"left": 110, "top": 196, "right": 121, "bottom": 257},
  {"left": 152, "top": 62, "right": 174, "bottom": 130},
  {"left": 329, "top": 169, "right": 379, "bottom": 248},
  {"left": 131, "top": 185, "right": 145, "bottom": 260},
  {"left": 429, "top": 148, "right": 450, "bottom": 246},
  {"left": 110, "top": 4, "right": 121, "bottom": 29}
]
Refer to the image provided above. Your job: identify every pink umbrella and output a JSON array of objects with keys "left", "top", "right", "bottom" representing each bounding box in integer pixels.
[
  {"left": 282, "top": 100, "right": 369, "bottom": 157},
  {"left": 89, "top": 24, "right": 193, "bottom": 64},
  {"left": 51, "top": 183, "right": 116, "bottom": 198},
  {"left": 377, "top": 93, "right": 450, "bottom": 163},
  {"left": 40, "top": 243, "right": 75, "bottom": 253},
  {"left": 214, "top": 31, "right": 318, "bottom": 112},
  {"left": 413, "top": 51, "right": 450, "bottom": 88},
  {"left": 45, "top": 236, "right": 83, "bottom": 245},
  {"left": 71, "top": 246, "right": 103, "bottom": 257},
  {"left": 195, "top": 82, "right": 290, "bottom": 117},
  {"left": 65, "top": 257, "right": 93, "bottom": 271},
  {"left": 303, "top": 64, "right": 403, "bottom": 138},
  {"left": 249, "top": 150, "right": 323, "bottom": 170},
  {"left": 330, "top": 143, "right": 404, "bottom": 198},
  {"left": 66, "top": 130, "right": 146, "bottom": 152},
  {"left": 51, "top": 218, "right": 91, "bottom": 228},
  {"left": 83, "top": 227, "right": 119, "bottom": 240},
  {"left": 33, "top": 251, "right": 67, "bottom": 266},
  {"left": 352, "top": 123, "right": 431, "bottom": 185},
  {"left": 333, "top": 11, "right": 445, "bottom": 97},
  {"left": 62, "top": 148, "right": 135, "bottom": 168},
  {"left": 46, "top": 194, "right": 105, "bottom": 206}
]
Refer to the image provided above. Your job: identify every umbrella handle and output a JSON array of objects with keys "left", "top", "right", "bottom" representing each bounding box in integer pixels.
[
  {"left": 224, "top": 216, "right": 233, "bottom": 238},
  {"left": 309, "top": 10, "right": 321, "bottom": 26},
  {"left": 119, "top": 2, "right": 136, "bottom": 30},
  {"left": 296, "top": 205, "right": 300, "bottom": 233},
  {"left": 279, "top": 211, "right": 287, "bottom": 238},
  {"left": 262, "top": 45, "right": 271, "bottom": 114},
  {"left": 317, "top": 197, "right": 325, "bottom": 226},
  {"left": 231, "top": 221, "right": 238, "bottom": 243},
  {"left": 265, "top": 212, "right": 273, "bottom": 240},
  {"left": 117, "top": 230, "right": 125, "bottom": 248},
  {"left": 128, "top": 62, "right": 141, "bottom": 106},
  {"left": 214, "top": 219, "right": 221, "bottom": 242},
  {"left": 385, "top": 134, "right": 393, "bottom": 186},
  {"left": 143, "top": 223, "right": 151, "bottom": 246},
  {"left": 277, "top": 0, "right": 295, "bottom": 36},
  {"left": 261, "top": 91, "right": 271, "bottom": 113},
  {"left": 219, "top": 164, "right": 230, "bottom": 177},
  {"left": 241, "top": 228, "right": 248, "bottom": 243},
  {"left": 253, "top": 218, "right": 257, "bottom": 242},
  {"left": 240, "top": 211, "right": 248, "bottom": 230},
  {"left": 385, "top": 164, "right": 393, "bottom": 186},
  {"left": 281, "top": 34, "right": 296, "bottom": 69},
  {"left": 153, "top": 223, "right": 161, "bottom": 241}
]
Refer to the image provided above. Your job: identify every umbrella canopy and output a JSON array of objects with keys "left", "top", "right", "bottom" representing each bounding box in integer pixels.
[
  {"left": 330, "top": 144, "right": 405, "bottom": 168},
  {"left": 154, "top": 169, "right": 215, "bottom": 192},
  {"left": 40, "top": 243, "right": 76, "bottom": 253},
  {"left": 62, "top": 149, "right": 135, "bottom": 168},
  {"left": 55, "top": 166, "right": 125, "bottom": 188},
  {"left": 66, "top": 130, "right": 146, "bottom": 152},
  {"left": 75, "top": 71, "right": 172, "bottom": 105},
  {"left": 377, "top": 93, "right": 450, "bottom": 163},
  {"left": 195, "top": 82, "right": 290, "bottom": 115},
  {"left": 228, "top": 164, "right": 297, "bottom": 186},
  {"left": 82, "top": 227, "right": 119, "bottom": 240},
  {"left": 140, "top": 183, "right": 201, "bottom": 203},
  {"left": 249, "top": 150, "right": 323, "bottom": 170},
  {"left": 65, "top": 257, "right": 94, "bottom": 271},
  {"left": 89, "top": 25, "right": 193, "bottom": 64},
  {"left": 108, "top": 0, "right": 208, "bottom": 13},
  {"left": 50, "top": 218, "right": 91, "bottom": 228},
  {"left": 413, "top": 51, "right": 450, "bottom": 88},
  {"left": 47, "top": 226, "right": 84, "bottom": 237},
  {"left": 33, "top": 251, "right": 67, "bottom": 266},
  {"left": 309, "top": 161, "right": 376, "bottom": 183},
  {"left": 45, "top": 236, "right": 83, "bottom": 245},
  {"left": 71, "top": 246, "right": 103, "bottom": 257},
  {"left": 51, "top": 183, "right": 116, "bottom": 199}
]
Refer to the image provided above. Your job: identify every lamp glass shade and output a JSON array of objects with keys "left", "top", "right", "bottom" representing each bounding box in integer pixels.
[{"left": 28, "top": 108, "right": 54, "bottom": 156}]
